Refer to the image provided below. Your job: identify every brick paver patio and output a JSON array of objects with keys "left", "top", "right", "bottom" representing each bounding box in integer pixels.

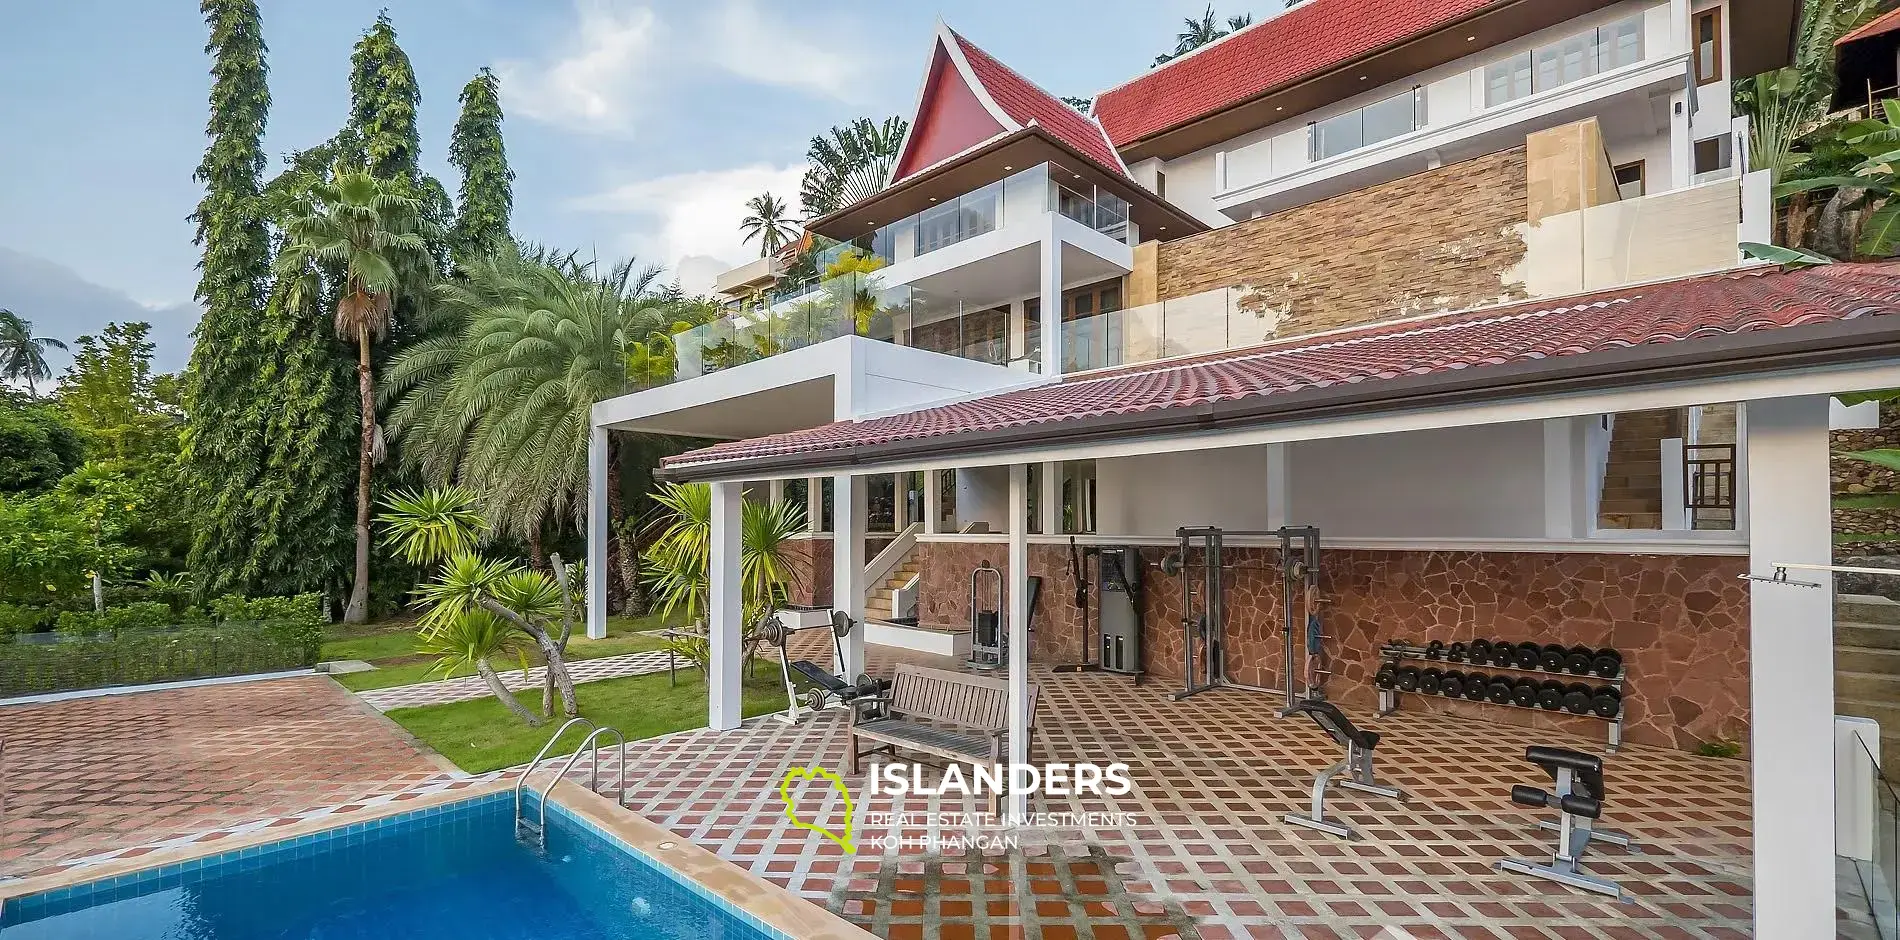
[
  {"left": 0, "top": 675, "right": 445, "bottom": 878},
  {"left": 356, "top": 649, "right": 678, "bottom": 711}
]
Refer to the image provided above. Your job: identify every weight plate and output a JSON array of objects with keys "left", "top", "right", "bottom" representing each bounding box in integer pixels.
[
  {"left": 1486, "top": 678, "right": 1513, "bottom": 704},
  {"left": 1510, "top": 681, "right": 1539, "bottom": 708},
  {"left": 1462, "top": 673, "right": 1490, "bottom": 701}
]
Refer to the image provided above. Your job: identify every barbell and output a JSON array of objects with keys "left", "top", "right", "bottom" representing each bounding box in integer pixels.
[{"left": 1155, "top": 550, "right": 1300, "bottom": 578}]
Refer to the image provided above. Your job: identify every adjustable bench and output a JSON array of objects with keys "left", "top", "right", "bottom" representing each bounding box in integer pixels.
[
  {"left": 1281, "top": 700, "right": 1405, "bottom": 840},
  {"left": 1496, "top": 745, "right": 1633, "bottom": 897}
]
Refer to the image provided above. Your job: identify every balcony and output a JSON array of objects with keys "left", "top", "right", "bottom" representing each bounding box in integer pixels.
[
  {"left": 1511, "top": 172, "right": 1770, "bottom": 297},
  {"left": 857, "top": 163, "right": 1136, "bottom": 269}
]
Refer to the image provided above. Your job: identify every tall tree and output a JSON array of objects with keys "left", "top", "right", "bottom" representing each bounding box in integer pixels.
[
  {"left": 1153, "top": 5, "right": 1250, "bottom": 66},
  {"left": 0, "top": 309, "right": 67, "bottom": 396},
  {"left": 346, "top": 11, "right": 422, "bottom": 185},
  {"left": 798, "top": 117, "right": 908, "bottom": 218},
  {"left": 278, "top": 169, "right": 441, "bottom": 623},
  {"left": 739, "top": 193, "right": 797, "bottom": 257},
  {"left": 448, "top": 67, "right": 514, "bottom": 267},
  {"left": 60, "top": 323, "right": 177, "bottom": 461}
]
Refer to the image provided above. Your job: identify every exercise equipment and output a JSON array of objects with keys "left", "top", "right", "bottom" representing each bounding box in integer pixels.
[
  {"left": 1591, "top": 685, "right": 1622, "bottom": 718},
  {"left": 1424, "top": 640, "right": 1445, "bottom": 660},
  {"left": 967, "top": 562, "right": 1004, "bottom": 670},
  {"left": 1097, "top": 545, "right": 1145, "bottom": 677},
  {"left": 1396, "top": 666, "right": 1420, "bottom": 692},
  {"left": 1512, "top": 643, "right": 1541, "bottom": 670},
  {"left": 1447, "top": 642, "right": 1469, "bottom": 663},
  {"left": 1488, "top": 642, "right": 1514, "bottom": 667},
  {"left": 1537, "top": 680, "right": 1566, "bottom": 711},
  {"left": 1375, "top": 663, "right": 1397, "bottom": 689},
  {"left": 1468, "top": 638, "right": 1493, "bottom": 662},
  {"left": 1280, "top": 701, "right": 1405, "bottom": 839},
  {"left": 1510, "top": 677, "right": 1539, "bottom": 708},
  {"left": 1439, "top": 670, "right": 1466, "bottom": 698},
  {"left": 1486, "top": 676, "right": 1514, "bottom": 704},
  {"left": 1170, "top": 525, "right": 1327, "bottom": 711},
  {"left": 1054, "top": 537, "right": 1098, "bottom": 675},
  {"left": 1418, "top": 668, "right": 1443, "bottom": 694},
  {"left": 1591, "top": 648, "right": 1623, "bottom": 678},
  {"left": 1539, "top": 644, "right": 1568, "bottom": 672},
  {"left": 1462, "top": 671, "right": 1491, "bottom": 701},
  {"left": 1562, "top": 683, "right": 1594, "bottom": 714},
  {"left": 1375, "top": 639, "right": 1628, "bottom": 750},
  {"left": 1496, "top": 745, "right": 1633, "bottom": 897},
  {"left": 1564, "top": 646, "right": 1594, "bottom": 675},
  {"left": 767, "top": 610, "right": 890, "bottom": 724}
]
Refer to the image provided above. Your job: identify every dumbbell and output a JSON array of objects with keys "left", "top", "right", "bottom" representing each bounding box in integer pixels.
[
  {"left": 1539, "top": 644, "right": 1568, "bottom": 672},
  {"left": 1512, "top": 642, "right": 1542, "bottom": 670},
  {"left": 1591, "top": 684, "right": 1622, "bottom": 718},
  {"left": 1419, "top": 668, "right": 1444, "bottom": 694},
  {"left": 1562, "top": 682, "right": 1594, "bottom": 714},
  {"left": 1375, "top": 663, "right": 1398, "bottom": 690},
  {"left": 1396, "top": 666, "right": 1421, "bottom": 692},
  {"left": 1425, "top": 640, "right": 1446, "bottom": 661},
  {"left": 1447, "top": 641, "right": 1468, "bottom": 663},
  {"left": 1440, "top": 670, "right": 1466, "bottom": 698},
  {"left": 1486, "top": 676, "right": 1514, "bottom": 704},
  {"left": 1564, "top": 645, "right": 1595, "bottom": 676},
  {"left": 1536, "top": 680, "right": 1566, "bottom": 711},
  {"left": 1489, "top": 641, "right": 1515, "bottom": 668},
  {"left": 1462, "top": 671, "right": 1491, "bottom": 701},
  {"left": 1468, "top": 638, "right": 1492, "bottom": 662},
  {"left": 1592, "top": 648, "right": 1623, "bottom": 679},
  {"left": 1510, "top": 677, "right": 1540, "bottom": 708}
]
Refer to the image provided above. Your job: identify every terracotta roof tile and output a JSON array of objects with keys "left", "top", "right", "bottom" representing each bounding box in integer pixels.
[
  {"left": 950, "top": 30, "right": 1128, "bottom": 176},
  {"left": 1094, "top": 0, "right": 1500, "bottom": 147},
  {"left": 665, "top": 262, "right": 1900, "bottom": 472},
  {"left": 1839, "top": 7, "right": 1900, "bottom": 46}
]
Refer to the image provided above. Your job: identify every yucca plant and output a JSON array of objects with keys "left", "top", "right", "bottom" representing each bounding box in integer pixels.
[
  {"left": 414, "top": 552, "right": 580, "bottom": 717},
  {"left": 417, "top": 607, "right": 541, "bottom": 725},
  {"left": 377, "top": 486, "right": 488, "bottom": 568},
  {"left": 643, "top": 482, "right": 808, "bottom": 634},
  {"left": 138, "top": 571, "right": 193, "bottom": 615}
]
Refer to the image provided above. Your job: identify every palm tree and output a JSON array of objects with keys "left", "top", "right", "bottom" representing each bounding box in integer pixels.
[
  {"left": 1154, "top": 4, "right": 1242, "bottom": 65},
  {"left": 377, "top": 486, "right": 487, "bottom": 567},
  {"left": 643, "top": 481, "right": 809, "bottom": 627},
  {"left": 419, "top": 607, "right": 543, "bottom": 725},
  {"left": 0, "top": 309, "right": 68, "bottom": 396},
  {"left": 739, "top": 193, "right": 798, "bottom": 257},
  {"left": 416, "top": 552, "right": 579, "bottom": 717},
  {"left": 277, "top": 167, "right": 442, "bottom": 623},
  {"left": 800, "top": 117, "right": 908, "bottom": 218}
]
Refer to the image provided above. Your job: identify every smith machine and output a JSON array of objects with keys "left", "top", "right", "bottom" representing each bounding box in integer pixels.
[{"left": 1166, "top": 525, "right": 1327, "bottom": 712}]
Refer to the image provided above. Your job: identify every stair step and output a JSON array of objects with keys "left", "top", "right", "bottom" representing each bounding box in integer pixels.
[
  {"left": 1838, "top": 645, "right": 1900, "bottom": 674},
  {"left": 1838, "top": 670, "right": 1900, "bottom": 701},
  {"left": 1598, "top": 498, "right": 1660, "bottom": 513},
  {"left": 1597, "top": 513, "right": 1663, "bottom": 529},
  {"left": 1841, "top": 622, "right": 1900, "bottom": 651},
  {"left": 1842, "top": 595, "right": 1900, "bottom": 626}
]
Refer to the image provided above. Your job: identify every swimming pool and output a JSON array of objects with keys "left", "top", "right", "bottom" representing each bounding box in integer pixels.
[{"left": 0, "top": 791, "right": 780, "bottom": 940}]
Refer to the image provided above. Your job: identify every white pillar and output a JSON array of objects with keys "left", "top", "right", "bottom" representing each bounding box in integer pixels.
[
  {"left": 806, "top": 477, "right": 824, "bottom": 533},
  {"left": 1038, "top": 221, "right": 1063, "bottom": 377},
  {"left": 923, "top": 469, "right": 942, "bottom": 535},
  {"left": 1006, "top": 463, "right": 1031, "bottom": 821},
  {"left": 1542, "top": 417, "right": 1587, "bottom": 539},
  {"left": 1264, "top": 443, "right": 1290, "bottom": 531},
  {"left": 768, "top": 478, "right": 785, "bottom": 507},
  {"left": 833, "top": 473, "right": 866, "bottom": 679},
  {"left": 1745, "top": 395, "right": 1834, "bottom": 939},
  {"left": 707, "top": 480, "right": 744, "bottom": 731},
  {"left": 585, "top": 425, "right": 609, "bottom": 640},
  {"left": 893, "top": 473, "right": 910, "bottom": 530},
  {"left": 1039, "top": 462, "right": 1062, "bottom": 535}
]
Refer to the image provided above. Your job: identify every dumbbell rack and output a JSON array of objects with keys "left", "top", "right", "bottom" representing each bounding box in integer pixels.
[{"left": 1375, "top": 642, "right": 1625, "bottom": 753}]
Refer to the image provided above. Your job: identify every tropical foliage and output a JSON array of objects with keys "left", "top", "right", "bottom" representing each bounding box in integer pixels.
[
  {"left": 799, "top": 117, "right": 908, "bottom": 218},
  {"left": 0, "top": 310, "right": 68, "bottom": 396},
  {"left": 1774, "top": 102, "right": 1900, "bottom": 257},
  {"left": 739, "top": 192, "right": 798, "bottom": 257},
  {"left": 1153, "top": 5, "right": 1253, "bottom": 66},
  {"left": 447, "top": 67, "right": 513, "bottom": 267},
  {"left": 642, "top": 482, "right": 809, "bottom": 629}
]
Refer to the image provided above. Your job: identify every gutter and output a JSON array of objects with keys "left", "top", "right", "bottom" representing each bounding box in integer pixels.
[{"left": 658, "top": 314, "right": 1900, "bottom": 481}]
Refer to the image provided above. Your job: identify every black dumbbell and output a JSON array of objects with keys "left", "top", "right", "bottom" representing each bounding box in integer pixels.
[
  {"left": 1487, "top": 676, "right": 1514, "bottom": 704},
  {"left": 1425, "top": 640, "right": 1446, "bottom": 660},
  {"left": 1440, "top": 670, "right": 1466, "bottom": 698},
  {"left": 1419, "top": 668, "right": 1444, "bottom": 694},
  {"left": 1564, "top": 645, "right": 1595, "bottom": 675},
  {"left": 1510, "top": 677, "right": 1540, "bottom": 708},
  {"left": 1375, "top": 664, "right": 1398, "bottom": 690},
  {"left": 1468, "top": 638, "right": 1492, "bottom": 662},
  {"left": 1537, "top": 680, "right": 1566, "bottom": 711},
  {"left": 1396, "top": 666, "right": 1421, "bottom": 692},
  {"left": 1489, "top": 641, "right": 1515, "bottom": 667},
  {"left": 1462, "top": 672, "right": 1491, "bottom": 701},
  {"left": 1539, "top": 644, "right": 1568, "bottom": 672},
  {"left": 1513, "top": 643, "right": 1542, "bottom": 670},
  {"left": 1592, "top": 648, "right": 1623, "bottom": 678},
  {"left": 1447, "top": 641, "right": 1468, "bottom": 663},
  {"left": 1562, "top": 682, "right": 1594, "bottom": 714},
  {"left": 1591, "top": 685, "right": 1622, "bottom": 718}
]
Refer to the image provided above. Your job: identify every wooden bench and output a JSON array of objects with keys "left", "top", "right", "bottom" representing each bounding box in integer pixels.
[{"left": 848, "top": 664, "right": 1039, "bottom": 812}]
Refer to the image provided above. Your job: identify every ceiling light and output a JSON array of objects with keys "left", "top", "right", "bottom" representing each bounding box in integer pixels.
[
  {"left": 928, "top": 197, "right": 938, "bottom": 202},
  {"left": 1003, "top": 165, "right": 1014, "bottom": 170},
  {"left": 1466, "top": 35, "right": 1476, "bottom": 41},
  {"left": 1159, "top": 225, "right": 1167, "bottom": 230},
  {"left": 1359, "top": 75, "right": 1368, "bottom": 81},
  {"left": 1276, "top": 106, "right": 1284, "bottom": 111},
  {"left": 1072, "top": 173, "right": 1081, "bottom": 179}
]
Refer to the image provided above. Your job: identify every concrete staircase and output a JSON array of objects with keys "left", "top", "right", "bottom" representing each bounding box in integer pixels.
[
  {"left": 1596, "top": 408, "right": 1680, "bottom": 529},
  {"left": 866, "top": 557, "right": 921, "bottom": 622},
  {"left": 1838, "top": 594, "right": 1900, "bottom": 771}
]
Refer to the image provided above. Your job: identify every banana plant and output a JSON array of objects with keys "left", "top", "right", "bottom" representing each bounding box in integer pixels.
[{"left": 1773, "top": 100, "right": 1900, "bottom": 257}]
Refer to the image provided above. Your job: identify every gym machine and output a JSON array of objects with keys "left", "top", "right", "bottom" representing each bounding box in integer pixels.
[
  {"left": 1496, "top": 745, "right": 1633, "bottom": 898},
  {"left": 967, "top": 561, "right": 1004, "bottom": 670},
  {"left": 1054, "top": 538, "right": 1145, "bottom": 679},
  {"left": 1376, "top": 640, "right": 1626, "bottom": 751},
  {"left": 1280, "top": 700, "right": 1405, "bottom": 840},
  {"left": 763, "top": 610, "right": 890, "bottom": 725},
  {"left": 1169, "top": 525, "right": 1326, "bottom": 713}
]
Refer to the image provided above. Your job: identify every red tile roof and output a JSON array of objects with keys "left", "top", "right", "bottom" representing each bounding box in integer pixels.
[
  {"left": 949, "top": 30, "right": 1129, "bottom": 176},
  {"left": 665, "top": 262, "right": 1900, "bottom": 473},
  {"left": 1094, "top": 0, "right": 1501, "bottom": 148},
  {"left": 1839, "top": 7, "right": 1900, "bottom": 46}
]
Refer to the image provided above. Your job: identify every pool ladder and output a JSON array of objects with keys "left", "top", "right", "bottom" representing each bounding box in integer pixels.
[{"left": 513, "top": 717, "right": 626, "bottom": 848}]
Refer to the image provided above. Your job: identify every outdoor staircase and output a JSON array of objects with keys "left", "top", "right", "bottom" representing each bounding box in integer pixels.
[
  {"left": 1596, "top": 408, "right": 1680, "bottom": 529},
  {"left": 1838, "top": 594, "right": 1900, "bottom": 771},
  {"left": 867, "top": 556, "right": 921, "bottom": 622}
]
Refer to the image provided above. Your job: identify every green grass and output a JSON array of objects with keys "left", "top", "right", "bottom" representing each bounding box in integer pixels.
[
  {"left": 385, "top": 666, "right": 787, "bottom": 773},
  {"left": 322, "top": 610, "right": 689, "bottom": 692},
  {"left": 320, "top": 629, "right": 422, "bottom": 663}
]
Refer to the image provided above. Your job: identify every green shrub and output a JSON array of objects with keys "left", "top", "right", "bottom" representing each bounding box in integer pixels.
[
  {"left": 53, "top": 601, "right": 174, "bottom": 637},
  {"left": 209, "top": 593, "right": 323, "bottom": 627},
  {"left": 0, "top": 617, "right": 325, "bottom": 698},
  {"left": 1696, "top": 738, "right": 1744, "bottom": 759},
  {"left": 0, "top": 602, "right": 47, "bottom": 638}
]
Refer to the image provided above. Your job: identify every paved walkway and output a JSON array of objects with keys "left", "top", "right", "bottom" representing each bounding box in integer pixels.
[
  {"left": 0, "top": 675, "right": 444, "bottom": 878},
  {"left": 356, "top": 649, "right": 677, "bottom": 711}
]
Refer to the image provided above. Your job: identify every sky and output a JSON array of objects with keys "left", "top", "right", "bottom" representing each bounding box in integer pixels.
[{"left": 0, "top": 0, "right": 1249, "bottom": 376}]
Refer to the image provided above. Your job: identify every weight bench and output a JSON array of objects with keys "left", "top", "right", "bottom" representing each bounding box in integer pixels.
[
  {"left": 1496, "top": 745, "right": 1633, "bottom": 898},
  {"left": 1281, "top": 700, "right": 1405, "bottom": 840}
]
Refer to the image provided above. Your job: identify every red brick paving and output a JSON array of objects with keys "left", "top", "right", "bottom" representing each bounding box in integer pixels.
[{"left": 0, "top": 675, "right": 442, "bottom": 877}]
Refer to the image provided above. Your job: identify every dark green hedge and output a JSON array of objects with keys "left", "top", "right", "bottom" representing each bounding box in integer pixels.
[{"left": 0, "top": 620, "right": 324, "bottom": 698}]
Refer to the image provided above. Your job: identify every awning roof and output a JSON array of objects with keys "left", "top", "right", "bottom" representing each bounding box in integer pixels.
[
  {"left": 1839, "top": 7, "right": 1900, "bottom": 46},
  {"left": 659, "top": 262, "right": 1900, "bottom": 480}
]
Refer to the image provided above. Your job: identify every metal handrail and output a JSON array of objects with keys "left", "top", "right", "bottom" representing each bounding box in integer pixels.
[
  {"left": 534, "top": 727, "right": 627, "bottom": 836},
  {"left": 513, "top": 716, "right": 596, "bottom": 828}
]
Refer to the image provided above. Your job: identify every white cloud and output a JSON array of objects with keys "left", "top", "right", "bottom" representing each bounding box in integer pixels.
[
  {"left": 497, "top": 1, "right": 659, "bottom": 135},
  {"left": 708, "top": 0, "right": 871, "bottom": 101},
  {"left": 569, "top": 163, "right": 807, "bottom": 295}
]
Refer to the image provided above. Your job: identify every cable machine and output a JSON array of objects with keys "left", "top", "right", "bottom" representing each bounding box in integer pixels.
[{"left": 1169, "top": 525, "right": 1325, "bottom": 711}]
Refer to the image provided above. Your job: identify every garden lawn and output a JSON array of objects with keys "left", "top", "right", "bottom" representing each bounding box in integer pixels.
[
  {"left": 385, "top": 666, "right": 786, "bottom": 773},
  {"left": 322, "top": 611, "right": 687, "bottom": 692}
]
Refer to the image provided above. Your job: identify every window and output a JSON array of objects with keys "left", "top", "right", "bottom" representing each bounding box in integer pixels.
[
  {"left": 913, "top": 182, "right": 1000, "bottom": 255},
  {"left": 1613, "top": 161, "right": 1645, "bottom": 199},
  {"left": 1155, "top": 170, "right": 1167, "bottom": 199},
  {"left": 1309, "top": 87, "right": 1426, "bottom": 161},
  {"left": 1693, "top": 135, "right": 1731, "bottom": 176},
  {"left": 1484, "top": 14, "right": 1646, "bottom": 108},
  {"left": 1693, "top": 8, "right": 1723, "bottom": 84},
  {"left": 1486, "top": 54, "right": 1533, "bottom": 106}
]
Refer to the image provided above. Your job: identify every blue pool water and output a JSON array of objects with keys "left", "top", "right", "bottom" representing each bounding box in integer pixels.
[{"left": 0, "top": 793, "right": 777, "bottom": 940}]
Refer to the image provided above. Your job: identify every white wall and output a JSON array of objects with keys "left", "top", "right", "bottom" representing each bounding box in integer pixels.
[
  {"left": 1095, "top": 447, "right": 1278, "bottom": 533},
  {"left": 956, "top": 466, "right": 1010, "bottom": 531},
  {"left": 1288, "top": 422, "right": 1549, "bottom": 538}
]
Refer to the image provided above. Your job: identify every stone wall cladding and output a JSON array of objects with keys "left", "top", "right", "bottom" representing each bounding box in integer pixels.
[
  {"left": 908, "top": 542, "right": 1748, "bottom": 753},
  {"left": 1834, "top": 406, "right": 1900, "bottom": 550},
  {"left": 1155, "top": 147, "right": 1530, "bottom": 341},
  {"left": 782, "top": 537, "right": 834, "bottom": 607}
]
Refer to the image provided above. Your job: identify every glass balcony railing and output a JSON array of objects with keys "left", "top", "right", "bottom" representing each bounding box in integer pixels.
[
  {"left": 1839, "top": 727, "right": 1899, "bottom": 939},
  {"left": 672, "top": 272, "right": 895, "bottom": 381},
  {"left": 1054, "top": 287, "right": 1255, "bottom": 374}
]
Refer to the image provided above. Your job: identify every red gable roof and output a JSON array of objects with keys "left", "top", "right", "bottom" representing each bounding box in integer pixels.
[
  {"left": 1094, "top": 0, "right": 1500, "bottom": 148},
  {"left": 948, "top": 30, "right": 1128, "bottom": 176},
  {"left": 666, "top": 262, "right": 1900, "bottom": 473}
]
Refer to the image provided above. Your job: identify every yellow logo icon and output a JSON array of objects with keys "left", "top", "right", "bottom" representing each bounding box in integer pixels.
[{"left": 778, "top": 765, "right": 857, "bottom": 853}]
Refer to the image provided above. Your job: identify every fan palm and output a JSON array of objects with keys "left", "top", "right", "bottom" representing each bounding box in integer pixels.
[
  {"left": 277, "top": 167, "right": 442, "bottom": 623},
  {"left": 1154, "top": 4, "right": 1239, "bottom": 65},
  {"left": 739, "top": 193, "right": 798, "bottom": 257},
  {"left": 418, "top": 607, "right": 541, "bottom": 725},
  {"left": 0, "top": 310, "right": 68, "bottom": 396},
  {"left": 799, "top": 117, "right": 908, "bottom": 218}
]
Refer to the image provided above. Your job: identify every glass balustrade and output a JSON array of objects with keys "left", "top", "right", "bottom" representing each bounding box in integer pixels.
[{"left": 1839, "top": 727, "right": 1899, "bottom": 939}]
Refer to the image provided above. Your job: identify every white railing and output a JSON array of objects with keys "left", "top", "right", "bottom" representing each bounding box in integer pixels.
[{"left": 1510, "top": 173, "right": 1758, "bottom": 298}]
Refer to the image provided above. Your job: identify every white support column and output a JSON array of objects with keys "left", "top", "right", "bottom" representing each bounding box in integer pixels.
[
  {"left": 893, "top": 473, "right": 910, "bottom": 530},
  {"left": 806, "top": 477, "right": 824, "bottom": 533},
  {"left": 923, "top": 469, "right": 941, "bottom": 535},
  {"left": 833, "top": 473, "right": 867, "bottom": 680},
  {"left": 1542, "top": 417, "right": 1587, "bottom": 539},
  {"left": 707, "top": 480, "right": 744, "bottom": 731},
  {"left": 1264, "top": 443, "right": 1290, "bottom": 530},
  {"left": 1038, "top": 220, "right": 1063, "bottom": 377},
  {"left": 1745, "top": 395, "right": 1835, "bottom": 939},
  {"left": 1659, "top": 438, "right": 1688, "bottom": 531},
  {"left": 585, "top": 425, "right": 609, "bottom": 640},
  {"left": 1039, "top": 462, "right": 1062, "bottom": 536},
  {"left": 768, "top": 478, "right": 785, "bottom": 507},
  {"left": 1006, "top": 463, "right": 1031, "bottom": 822}
]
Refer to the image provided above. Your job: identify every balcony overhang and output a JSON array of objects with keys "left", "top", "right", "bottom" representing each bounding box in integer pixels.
[{"left": 805, "top": 126, "right": 1208, "bottom": 245}]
